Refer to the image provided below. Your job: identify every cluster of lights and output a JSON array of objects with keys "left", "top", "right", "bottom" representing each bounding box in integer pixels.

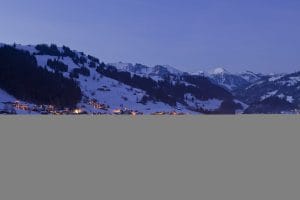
[
  {"left": 151, "top": 111, "right": 185, "bottom": 115},
  {"left": 88, "top": 99, "right": 108, "bottom": 110},
  {"left": 112, "top": 108, "right": 142, "bottom": 115},
  {"left": 112, "top": 109, "right": 122, "bottom": 115},
  {"left": 3, "top": 100, "right": 187, "bottom": 116},
  {"left": 73, "top": 109, "right": 83, "bottom": 114},
  {"left": 14, "top": 101, "right": 30, "bottom": 111},
  {"left": 13, "top": 101, "right": 73, "bottom": 115},
  {"left": 152, "top": 112, "right": 166, "bottom": 115}
]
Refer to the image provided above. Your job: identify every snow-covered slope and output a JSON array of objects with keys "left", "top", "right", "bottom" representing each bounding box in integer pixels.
[
  {"left": 105, "top": 64, "right": 267, "bottom": 93},
  {"left": 66, "top": 66, "right": 195, "bottom": 114},
  {"left": 10, "top": 43, "right": 300, "bottom": 114},
  {"left": 207, "top": 68, "right": 251, "bottom": 91},
  {"left": 238, "top": 70, "right": 264, "bottom": 83},
  {"left": 109, "top": 62, "right": 151, "bottom": 75},
  {"left": 236, "top": 71, "right": 300, "bottom": 108},
  {"left": 33, "top": 55, "right": 194, "bottom": 114},
  {"left": 0, "top": 89, "right": 16, "bottom": 103},
  {"left": 209, "top": 67, "right": 229, "bottom": 75},
  {"left": 109, "top": 62, "right": 185, "bottom": 80},
  {"left": 1, "top": 43, "right": 241, "bottom": 115},
  {"left": 190, "top": 67, "right": 267, "bottom": 91},
  {"left": 0, "top": 89, "right": 39, "bottom": 115}
]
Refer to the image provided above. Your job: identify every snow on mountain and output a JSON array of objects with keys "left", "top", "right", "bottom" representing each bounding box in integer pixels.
[
  {"left": 209, "top": 67, "right": 228, "bottom": 75},
  {"left": 109, "top": 62, "right": 152, "bottom": 76},
  {"left": 239, "top": 70, "right": 264, "bottom": 83},
  {"left": 111, "top": 63, "right": 264, "bottom": 93},
  {"left": 235, "top": 71, "right": 300, "bottom": 110},
  {"left": 109, "top": 62, "right": 134, "bottom": 70},
  {"left": 0, "top": 88, "right": 16, "bottom": 103},
  {"left": 15, "top": 44, "right": 38, "bottom": 54},
  {"left": 234, "top": 99, "right": 249, "bottom": 114},
  {"left": 206, "top": 68, "right": 250, "bottom": 91},
  {"left": 75, "top": 69, "right": 194, "bottom": 114},
  {"left": 2, "top": 43, "right": 239, "bottom": 114},
  {"left": 260, "top": 90, "right": 279, "bottom": 101},
  {"left": 278, "top": 76, "right": 300, "bottom": 87},
  {"left": 0, "top": 89, "right": 40, "bottom": 115},
  {"left": 155, "top": 64, "right": 184, "bottom": 76},
  {"left": 37, "top": 57, "right": 192, "bottom": 114},
  {"left": 109, "top": 63, "right": 185, "bottom": 79},
  {"left": 8, "top": 43, "right": 300, "bottom": 114},
  {"left": 244, "top": 96, "right": 297, "bottom": 114},
  {"left": 190, "top": 68, "right": 267, "bottom": 91},
  {"left": 190, "top": 70, "right": 208, "bottom": 76},
  {"left": 184, "top": 93, "right": 223, "bottom": 111}
]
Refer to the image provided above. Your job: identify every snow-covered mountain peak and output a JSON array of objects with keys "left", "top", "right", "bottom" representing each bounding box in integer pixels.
[
  {"left": 152, "top": 65, "right": 184, "bottom": 76},
  {"left": 109, "top": 62, "right": 185, "bottom": 78},
  {"left": 0, "top": 43, "right": 248, "bottom": 114},
  {"left": 210, "top": 67, "right": 229, "bottom": 75}
]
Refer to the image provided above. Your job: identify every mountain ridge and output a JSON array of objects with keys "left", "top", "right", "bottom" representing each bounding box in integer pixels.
[
  {"left": 0, "top": 43, "right": 244, "bottom": 115},
  {"left": 1, "top": 42, "right": 299, "bottom": 114}
]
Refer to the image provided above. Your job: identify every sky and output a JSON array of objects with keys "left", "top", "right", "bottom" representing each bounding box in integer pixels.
[{"left": 1, "top": 0, "right": 300, "bottom": 73}]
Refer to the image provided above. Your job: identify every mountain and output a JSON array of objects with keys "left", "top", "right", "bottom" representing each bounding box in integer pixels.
[
  {"left": 109, "top": 62, "right": 186, "bottom": 81},
  {"left": 192, "top": 67, "right": 300, "bottom": 114},
  {"left": 193, "top": 67, "right": 266, "bottom": 91},
  {"left": 0, "top": 43, "right": 243, "bottom": 115},
  {"left": 108, "top": 62, "right": 151, "bottom": 76},
  {"left": 235, "top": 72, "right": 300, "bottom": 110},
  {"left": 244, "top": 96, "right": 298, "bottom": 114},
  {"left": 2, "top": 43, "right": 298, "bottom": 115},
  {"left": 238, "top": 70, "right": 265, "bottom": 83},
  {"left": 0, "top": 45, "right": 82, "bottom": 109},
  {"left": 207, "top": 67, "right": 250, "bottom": 91}
]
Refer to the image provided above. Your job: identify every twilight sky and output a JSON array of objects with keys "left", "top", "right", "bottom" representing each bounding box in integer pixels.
[{"left": 1, "top": 0, "right": 300, "bottom": 73}]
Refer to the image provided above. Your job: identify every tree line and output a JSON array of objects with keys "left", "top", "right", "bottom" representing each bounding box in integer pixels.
[
  {"left": 96, "top": 64, "right": 237, "bottom": 110},
  {"left": 0, "top": 45, "right": 82, "bottom": 108}
]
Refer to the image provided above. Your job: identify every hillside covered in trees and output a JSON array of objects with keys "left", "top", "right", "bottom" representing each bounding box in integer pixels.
[
  {"left": 0, "top": 43, "right": 250, "bottom": 114},
  {"left": 0, "top": 45, "right": 82, "bottom": 108}
]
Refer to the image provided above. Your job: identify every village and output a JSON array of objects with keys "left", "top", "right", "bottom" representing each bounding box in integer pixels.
[{"left": 0, "top": 98, "right": 187, "bottom": 116}]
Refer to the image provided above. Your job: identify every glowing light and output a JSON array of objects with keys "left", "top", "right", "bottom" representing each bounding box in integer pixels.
[
  {"left": 73, "top": 109, "right": 82, "bottom": 114},
  {"left": 113, "top": 109, "right": 122, "bottom": 114},
  {"left": 170, "top": 111, "right": 177, "bottom": 115},
  {"left": 152, "top": 112, "right": 165, "bottom": 115}
]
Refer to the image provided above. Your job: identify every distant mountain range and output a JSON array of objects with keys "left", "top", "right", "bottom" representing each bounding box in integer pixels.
[
  {"left": 191, "top": 67, "right": 265, "bottom": 91},
  {"left": 0, "top": 43, "right": 299, "bottom": 114},
  {"left": 110, "top": 63, "right": 268, "bottom": 91}
]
